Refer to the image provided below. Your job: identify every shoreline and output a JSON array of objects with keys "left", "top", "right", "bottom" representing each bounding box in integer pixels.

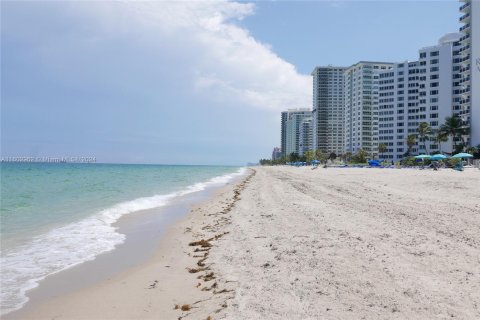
[
  {"left": 7, "top": 166, "right": 480, "bottom": 319},
  {"left": 6, "top": 168, "right": 254, "bottom": 319},
  {"left": 1, "top": 165, "right": 247, "bottom": 316}
]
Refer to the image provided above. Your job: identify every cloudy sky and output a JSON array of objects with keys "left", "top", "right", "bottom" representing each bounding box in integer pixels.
[{"left": 1, "top": 1, "right": 459, "bottom": 165}]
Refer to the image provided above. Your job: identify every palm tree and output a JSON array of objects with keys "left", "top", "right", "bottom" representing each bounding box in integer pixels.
[
  {"left": 406, "top": 134, "right": 416, "bottom": 155},
  {"left": 288, "top": 152, "right": 300, "bottom": 162},
  {"left": 417, "top": 122, "right": 432, "bottom": 154},
  {"left": 352, "top": 149, "right": 368, "bottom": 163},
  {"left": 432, "top": 129, "right": 449, "bottom": 153},
  {"left": 378, "top": 143, "right": 387, "bottom": 159},
  {"left": 304, "top": 150, "right": 315, "bottom": 163},
  {"left": 439, "top": 115, "right": 467, "bottom": 153},
  {"left": 315, "top": 149, "right": 327, "bottom": 163}
]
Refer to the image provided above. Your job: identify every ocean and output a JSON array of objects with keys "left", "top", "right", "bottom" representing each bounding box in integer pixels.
[{"left": 0, "top": 163, "right": 245, "bottom": 315}]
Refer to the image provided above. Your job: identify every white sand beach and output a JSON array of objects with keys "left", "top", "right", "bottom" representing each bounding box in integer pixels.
[{"left": 11, "top": 166, "right": 480, "bottom": 319}]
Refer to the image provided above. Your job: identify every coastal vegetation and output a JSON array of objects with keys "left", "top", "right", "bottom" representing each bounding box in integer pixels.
[
  {"left": 417, "top": 122, "right": 432, "bottom": 154},
  {"left": 261, "top": 116, "right": 479, "bottom": 166},
  {"left": 438, "top": 115, "right": 470, "bottom": 154},
  {"left": 378, "top": 143, "right": 387, "bottom": 159},
  {"left": 406, "top": 134, "right": 417, "bottom": 156}
]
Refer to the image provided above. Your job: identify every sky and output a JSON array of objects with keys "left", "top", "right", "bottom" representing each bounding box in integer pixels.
[{"left": 1, "top": 0, "right": 461, "bottom": 165}]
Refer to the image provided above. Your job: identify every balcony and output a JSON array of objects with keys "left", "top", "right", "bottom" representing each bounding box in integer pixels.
[
  {"left": 460, "top": 1, "right": 471, "bottom": 12},
  {"left": 461, "top": 46, "right": 471, "bottom": 58},
  {"left": 460, "top": 67, "right": 470, "bottom": 74},
  {"left": 460, "top": 35, "right": 470, "bottom": 45},
  {"left": 460, "top": 23, "right": 471, "bottom": 33},
  {"left": 458, "top": 44, "right": 471, "bottom": 54},
  {"left": 460, "top": 12, "right": 471, "bottom": 23}
]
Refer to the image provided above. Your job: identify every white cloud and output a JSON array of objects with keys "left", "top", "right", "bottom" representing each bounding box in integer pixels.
[
  {"left": 75, "top": 0, "right": 312, "bottom": 111},
  {"left": 2, "top": 0, "right": 310, "bottom": 162}
]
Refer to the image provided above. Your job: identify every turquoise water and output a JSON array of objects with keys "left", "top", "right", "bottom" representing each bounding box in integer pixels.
[{"left": 0, "top": 163, "right": 244, "bottom": 315}]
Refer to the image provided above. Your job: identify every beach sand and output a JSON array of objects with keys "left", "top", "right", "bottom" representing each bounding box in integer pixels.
[{"left": 11, "top": 167, "right": 480, "bottom": 319}]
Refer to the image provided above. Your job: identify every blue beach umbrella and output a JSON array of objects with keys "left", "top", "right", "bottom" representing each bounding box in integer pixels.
[
  {"left": 414, "top": 154, "right": 431, "bottom": 159},
  {"left": 430, "top": 154, "right": 447, "bottom": 160},
  {"left": 452, "top": 152, "right": 473, "bottom": 159}
]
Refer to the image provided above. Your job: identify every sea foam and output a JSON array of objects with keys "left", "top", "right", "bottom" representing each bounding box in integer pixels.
[{"left": 0, "top": 167, "right": 246, "bottom": 315}]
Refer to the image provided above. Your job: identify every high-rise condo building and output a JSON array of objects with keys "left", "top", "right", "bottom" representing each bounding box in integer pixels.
[
  {"left": 378, "top": 35, "right": 460, "bottom": 160},
  {"left": 457, "top": 0, "right": 479, "bottom": 147},
  {"left": 299, "top": 117, "right": 313, "bottom": 156},
  {"left": 378, "top": 61, "right": 419, "bottom": 160},
  {"left": 311, "top": 66, "right": 346, "bottom": 155},
  {"left": 344, "top": 61, "right": 394, "bottom": 157},
  {"left": 271, "top": 147, "right": 282, "bottom": 161},
  {"left": 417, "top": 34, "right": 459, "bottom": 153},
  {"left": 281, "top": 111, "right": 289, "bottom": 157},
  {"left": 283, "top": 109, "right": 312, "bottom": 156}
]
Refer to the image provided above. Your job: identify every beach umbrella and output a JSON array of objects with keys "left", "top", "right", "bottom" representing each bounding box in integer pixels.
[
  {"left": 414, "top": 154, "right": 431, "bottom": 159},
  {"left": 430, "top": 154, "right": 447, "bottom": 160},
  {"left": 452, "top": 152, "right": 473, "bottom": 158}
]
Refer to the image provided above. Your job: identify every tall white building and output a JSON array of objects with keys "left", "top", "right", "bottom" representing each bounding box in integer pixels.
[
  {"left": 379, "top": 33, "right": 461, "bottom": 161},
  {"left": 284, "top": 109, "right": 312, "bottom": 156},
  {"left": 344, "top": 61, "right": 394, "bottom": 157},
  {"left": 416, "top": 34, "right": 460, "bottom": 154},
  {"left": 311, "top": 66, "right": 346, "bottom": 155},
  {"left": 378, "top": 61, "right": 418, "bottom": 160},
  {"left": 378, "top": 35, "right": 460, "bottom": 161},
  {"left": 457, "top": 0, "right": 480, "bottom": 147}
]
